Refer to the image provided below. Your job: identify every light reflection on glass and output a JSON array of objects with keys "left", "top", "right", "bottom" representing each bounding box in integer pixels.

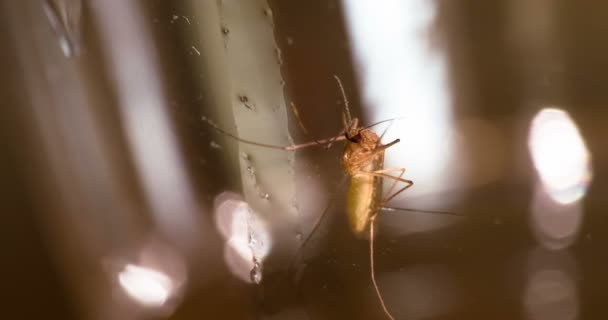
[
  {"left": 524, "top": 269, "right": 578, "bottom": 320},
  {"left": 91, "top": 0, "right": 202, "bottom": 249},
  {"left": 108, "top": 238, "right": 187, "bottom": 314},
  {"left": 528, "top": 108, "right": 592, "bottom": 204},
  {"left": 342, "top": 0, "right": 453, "bottom": 198},
  {"left": 43, "top": 0, "right": 83, "bottom": 57},
  {"left": 214, "top": 192, "right": 271, "bottom": 284},
  {"left": 118, "top": 264, "right": 173, "bottom": 307},
  {"left": 531, "top": 184, "right": 583, "bottom": 250},
  {"left": 523, "top": 249, "right": 578, "bottom": 320}
]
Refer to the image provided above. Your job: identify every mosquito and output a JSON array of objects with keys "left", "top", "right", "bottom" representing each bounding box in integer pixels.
[{"left": 203, "top": 75, "right": 458, "bottom": 320}]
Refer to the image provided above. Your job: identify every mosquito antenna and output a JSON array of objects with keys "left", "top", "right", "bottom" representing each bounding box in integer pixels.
[
  {"left": 368, "top": 117, "right": 407, "bottom": 149},
  {"left": 382, "top": 206, "right": 463, "bottom": 217},
  {"left": 333, "top": 75, "right": 352, "bottom": 125},
  {"left": 377, "top": 119, "right": 394, "bottom": 143},
  {"left": 365, "top": 117, "right": 407, "bottom": 130},
  {"left": 369, "top": 214, "right": 396, "bottom": 320}
]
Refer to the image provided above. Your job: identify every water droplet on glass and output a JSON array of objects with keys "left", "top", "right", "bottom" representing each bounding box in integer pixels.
[
  {"left": 250, "top": 260, "right": 262, "bottom": 284},
  {"left": 43, "top": 0, "right": 83, "bottom": 57}
]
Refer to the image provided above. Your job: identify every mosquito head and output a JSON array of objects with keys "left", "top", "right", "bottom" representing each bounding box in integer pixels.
[
  {"left": 333, "top": 75, "right": 367, "bottom": 145},
  {"left": 346, "top": 132, "right": 362, "bottom": 143},
  {"left": 344, "top": 117, "right": 362, "bottom": 143}
]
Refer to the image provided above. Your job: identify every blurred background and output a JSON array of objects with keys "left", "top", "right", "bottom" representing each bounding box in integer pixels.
[{"left": 1, "top": 0, "right": 607, "bottom": 319}]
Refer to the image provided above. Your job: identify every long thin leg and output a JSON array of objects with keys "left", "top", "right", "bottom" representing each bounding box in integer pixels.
[
  {"left": 202, "top": 116, "right": 346, "bottom": 150},
  {"left": 358, "top": 167, "right": 404, "bottom": 198},
  {"left": 381, "top": 206, "right": 462, "bottom": 216},
  {"left": 355, "top": 168, "right": 410, "bottom": 320},
  {"left": 364, "top": 170, "right": 461, "bottom": 216},
  {"left": 380, "top": 168, "right": 406, "bottom": 203},
  {"left": 351, "top": 167, "right": 406, "bottom": 204},
  {"left": 371, "top": 167, "right": 411, "bottom": 203},
  {"left": 363, "top": 167, "right": 458, "bottom": 319},
  {"left": 363, "top": 169, "right": 414, "bottom": 205},
  {"left": 370, "top": 213, "right": 395, "bottom": 320}
]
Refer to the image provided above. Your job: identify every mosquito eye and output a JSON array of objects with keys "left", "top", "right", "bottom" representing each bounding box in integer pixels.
[{"left": 347, "top": 133, "right": 362, "bottom": 143}]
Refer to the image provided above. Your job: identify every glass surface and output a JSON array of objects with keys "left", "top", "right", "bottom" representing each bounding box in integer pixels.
[{"left": 1, "top": 1, "right": 607, "bottom": 319}]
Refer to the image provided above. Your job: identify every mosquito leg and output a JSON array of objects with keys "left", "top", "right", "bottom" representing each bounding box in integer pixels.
[
  {"left": 344, "top": 141, "right": 400, "bottom": 172},
  {"left": 374, "top": 168, "right": 407, "bottom": 203},
  {"left": 202, "top": 115, "right": 346, "bottom": 150},
  {"left": 364, "top": 168, "right": 412, "bottom": 320},
  {"left": 362, "top": 170, "right": 460, "bottom": 216},
  {"left": 361, "top": 169, "right": 414, "bottom": 205},
  {"left": 287, "top": 175, "right": 350, "bottom": 282},
  {"left": 346, "top": 140, "right": 402, "bottom": 175},
  {"left": 291, "top": 102, "right": 342, "bottom": 149},
  {"left": 286, "top": 135, "right": 347, "bottom": 150},
  {"left": 375, "top": 168, "right": 410, "bottom": 202},
  {"left": 369, "top": 214, "right": 396, "bottom": 320}
]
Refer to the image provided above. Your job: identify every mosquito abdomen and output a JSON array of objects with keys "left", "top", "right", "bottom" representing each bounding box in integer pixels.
[{"left": 345, "top": 153, "right": 384, "bottom": 237}]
